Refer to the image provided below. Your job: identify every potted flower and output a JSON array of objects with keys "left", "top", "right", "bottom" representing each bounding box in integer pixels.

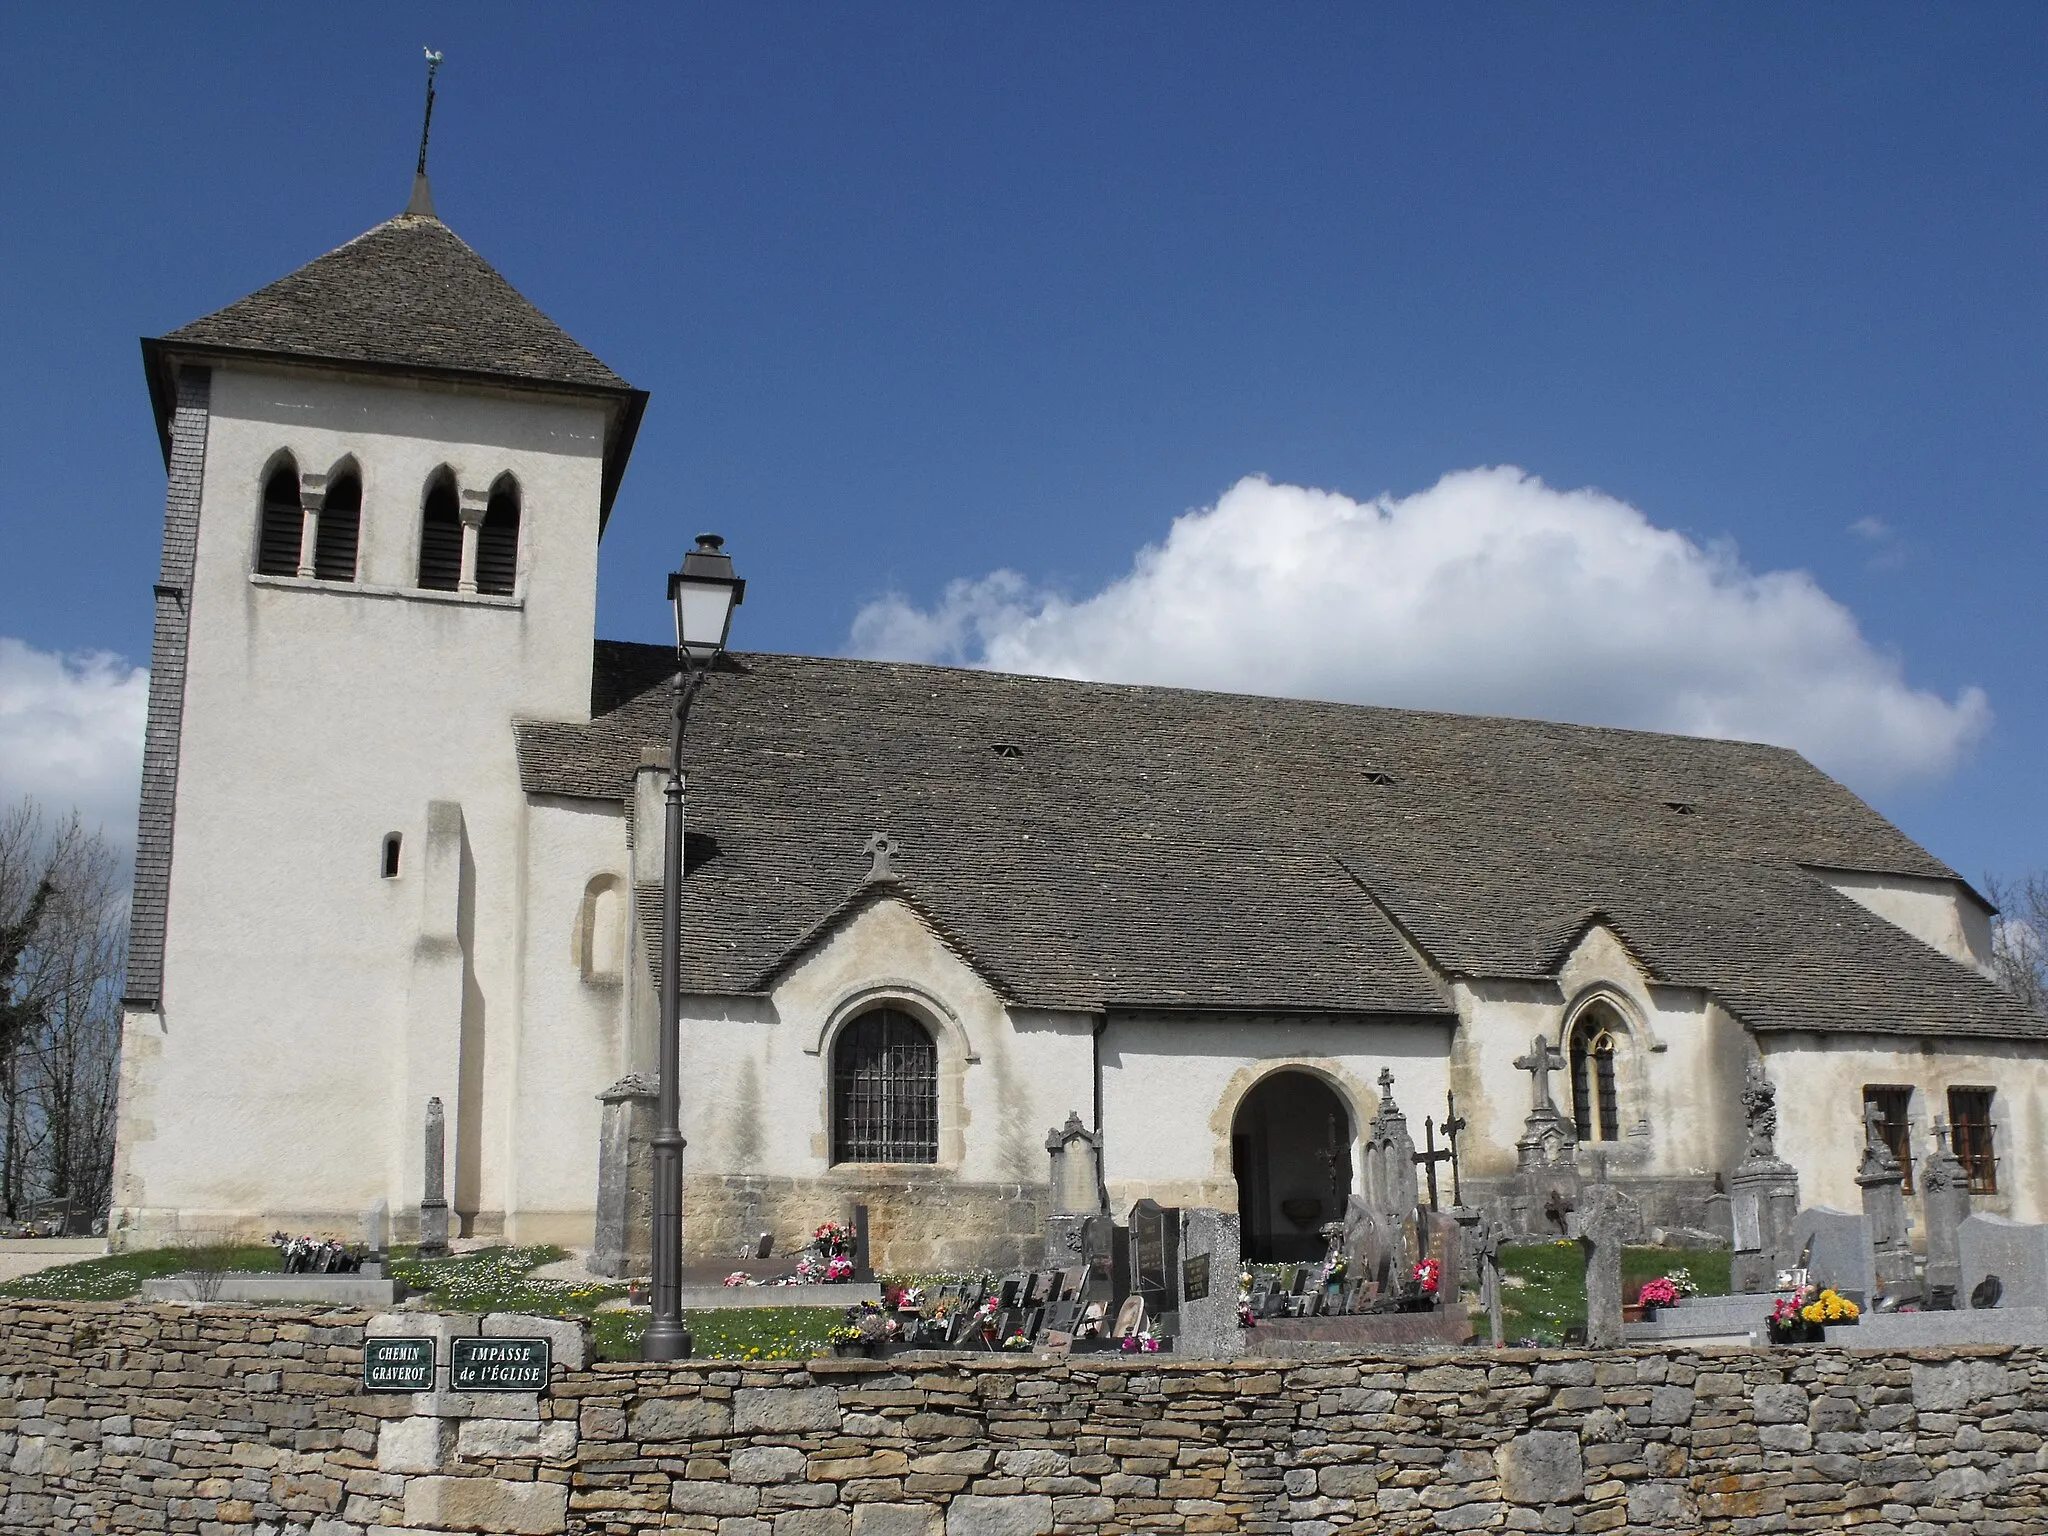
[
  {"left": 1399, "top": 1258, "right": 1441, "bottom": 1312},
  {"left": 1636, "top": 1276, "right": 1680, "bottom": 1320},
  {"left": 825, "top": 1324, "right": 864, "bottom": 1358}
]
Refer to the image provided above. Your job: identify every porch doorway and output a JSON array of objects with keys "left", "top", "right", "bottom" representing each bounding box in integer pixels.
[{"left": 1231, "top": 1070, "right": 1354, "bottom": 1263}]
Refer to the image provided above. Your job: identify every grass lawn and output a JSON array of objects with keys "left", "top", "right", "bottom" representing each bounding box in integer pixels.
[
  {"left": 0, "top": 1242, "right": 280, "bottom": 1301},
  {"left": 593, "top": 1306, "right": 844, "bottom": 1363},
  {"left": 1498, "top": 1243, "right": 1731, "bottom": 1344}
]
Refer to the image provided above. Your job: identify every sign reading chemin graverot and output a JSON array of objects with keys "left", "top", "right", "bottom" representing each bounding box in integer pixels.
[
  {"left": 450, "top": 1335, "right": 551, "bottom": 1393},
  {"left": 362, "top": 1336, "right": 435, "bottom": 1393}
]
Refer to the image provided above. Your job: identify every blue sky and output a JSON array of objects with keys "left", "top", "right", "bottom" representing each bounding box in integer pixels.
[{"left": 1, "top": 6, "right": 2044, "bottom": 887}]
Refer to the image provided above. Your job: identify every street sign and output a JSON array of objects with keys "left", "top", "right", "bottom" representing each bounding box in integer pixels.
[
  {"left": 449, "top": 1335, "right": 551, "bottom": 1393},
  {"left": 362, "top": 1336, "right": 434, "bottom": 1393}
]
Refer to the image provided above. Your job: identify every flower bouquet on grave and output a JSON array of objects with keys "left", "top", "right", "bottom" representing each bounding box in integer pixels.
[
  {"left": 1636, "top": 1276, "right": 1681, "bottom": 1318},
  {"left": 813, "top": 1220, "right": 856, "bottom": 1256},
  {"left": 975, "top": 1294, "right": 1002, "bottom": 1347},
  {"left": 1393, "top": 1257, "right": 1441, "bottom": 1311}
]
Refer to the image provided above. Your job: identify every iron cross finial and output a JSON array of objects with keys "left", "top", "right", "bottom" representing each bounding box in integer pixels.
[
  {"left": 862, "top": 831, "right": 902, "bottom": 882},
  {"left": 1378, "top": 1066, "right": 1395, "bottom": 1099}
]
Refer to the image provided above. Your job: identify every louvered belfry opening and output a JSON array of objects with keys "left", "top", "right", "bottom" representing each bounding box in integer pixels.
[
  {"left": 255, "top": 460, "right": 303, "bottom": 576},
  {"left": 476, "top": 479, "right": 520, "bottom": 596},
  {"left": 417, "top": 471, "right": 463, "bottom": 590},
  {"left": 832, "top": 1008, "right": 938, "bottom": 1164},
  {"left": 314, "top": 468, "right": 362, "bottom": 581}
]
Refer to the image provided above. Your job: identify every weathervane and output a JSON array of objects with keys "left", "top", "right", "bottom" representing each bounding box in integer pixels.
[{"left": 407, "top": 49, "right": 444, "bottom": 217}]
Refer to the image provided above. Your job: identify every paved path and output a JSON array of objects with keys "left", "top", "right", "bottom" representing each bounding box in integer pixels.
[{"left": 0, "top": 1237, "right": 107, "bottom": 1285}]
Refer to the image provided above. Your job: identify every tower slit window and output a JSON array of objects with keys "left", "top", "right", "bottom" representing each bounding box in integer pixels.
[
  {"left": 476, "top": 477, "right": 520, "bottom": 595},
  {"left": 832, "top": 1008, "right": 938, "bottom": 1164},
  {"left": 417, "top": 471, "right": 463, "bottom": 590},
  {"left": 381, "top": 833, "right": 401, "bottom": 879},
  {"left": 255, "top": 460, "right": 303, "bottom": 576},
  {"left": 314, "top": 466, "right": 362, "bottom": 582},
  {"left": 1948, "top": 1086, "right": 1997, "bottom": 1195}
]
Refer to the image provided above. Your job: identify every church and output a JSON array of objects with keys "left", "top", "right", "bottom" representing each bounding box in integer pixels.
[{"left": 111, "top": 175, "right": 2048, "bottom": 1275}]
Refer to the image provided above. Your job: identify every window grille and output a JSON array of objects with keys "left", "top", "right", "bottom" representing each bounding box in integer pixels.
[
  {"left": 315, "top": 470, "right": 361, "bottom": 582},
  {"left": 1863, "top": 1085, "right": 1916, "bottom": 1193},
  {"left": 256, "top": 462, "right": 303, "bottom": 576},
  {"left": 1569, "top": 1017, "right": 1620, "bottom": 1143},
  {"left": 1948, "top": 1086, "right": 1997, "bottom": 1195},
  {"left": 418, "top": 474, "right": 462, "bottom": 590},
  {"left": 832, "top": 1008, "right": 938, "bottom": 1164},
  {"left": 476, "top": 483, "right": 519, "bottom": 595}
]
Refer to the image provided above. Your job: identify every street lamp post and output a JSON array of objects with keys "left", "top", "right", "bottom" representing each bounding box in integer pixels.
[{"left": 643, "top": 533, "right": 745, "bottom": 1363}]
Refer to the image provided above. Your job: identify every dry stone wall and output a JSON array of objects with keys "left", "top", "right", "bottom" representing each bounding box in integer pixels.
[{"left": 5, "top": 1300, "right": 2048, "bottom": 1534}]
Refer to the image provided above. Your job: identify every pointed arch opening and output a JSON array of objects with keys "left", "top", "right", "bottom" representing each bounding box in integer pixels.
[
  {"left": 1568, "top": 1002, "right": 1627, "bottom": 1144},
  {"left": 314, "top": 458, "right": 362, "bottom": 582},
  {"left": 477, "top": 473, "right": 520, "bottom": 596},
  {"left": 417, "top": 468, "right": 463, "bottom": 590},
  {"left": 255, "top": 455, "right": 303, "bottom": 576}
]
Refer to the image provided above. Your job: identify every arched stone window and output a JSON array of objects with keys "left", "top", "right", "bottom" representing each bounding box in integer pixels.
[
  {"left": 417, "top": 468, "right": 463, "bottom": 590},
  {"left": 832, "top": 1008, "right": 938, "bottom": 1165},
  {"left": 1569, "top": 1005, "right": 1624, "bottom": 1143},
  {"left": 477, "top": 474, "right": 520, "bottom": 596},
  {"left": 255, "top": 456, "right": 303, "bottom": 576},
  {"left": 315, "top": 460, "right": 362, "bottom": 582}
]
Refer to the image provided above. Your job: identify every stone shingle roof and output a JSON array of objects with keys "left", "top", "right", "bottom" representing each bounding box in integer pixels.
[
  {"left": 159, "top": 213, "right": 630, "bottom": 390},
  {"left": 516, "top": 644, "right": 2041, "bottom": 1039}
]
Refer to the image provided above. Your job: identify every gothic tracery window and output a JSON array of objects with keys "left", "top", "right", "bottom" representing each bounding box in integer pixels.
[
  {"left": 832, "top": 1008, "right": 938, "bottom": 1164},
  {"left": 1569, "top": 1008, "right": 1622, "bottom": 1143}
]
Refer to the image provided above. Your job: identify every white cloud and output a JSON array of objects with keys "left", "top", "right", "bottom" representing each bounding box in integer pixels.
[
  {"left": 0, "top": 638, "right": 148, "bottom": 850},
  {"left": 852, "top": 468, "right": 1989, "bottom": 794}
]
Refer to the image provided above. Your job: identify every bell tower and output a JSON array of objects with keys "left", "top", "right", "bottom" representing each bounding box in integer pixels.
[{"left": 112, "top": 127, "right": 646, "bottom": 1244}]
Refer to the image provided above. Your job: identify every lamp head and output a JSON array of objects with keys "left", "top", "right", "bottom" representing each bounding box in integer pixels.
[{"left": 668, "top": 534, "right": 745, "bottom": 663}]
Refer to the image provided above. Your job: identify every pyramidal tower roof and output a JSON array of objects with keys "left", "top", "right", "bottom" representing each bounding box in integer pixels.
[
  {"left": 159, "top": 208, "right": 631, "bottom": 391},
  {"left": 143, "top": 196, "right": 647, "bottom": 517}
]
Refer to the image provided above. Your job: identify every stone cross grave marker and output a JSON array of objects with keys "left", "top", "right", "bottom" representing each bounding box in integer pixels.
[
  {"left": 1566, "top": 1164, "right": 1642, "bottom": 1348},
  {"left": 1175, "top": 1207, "right": 1245, "bottom": 1359},
  {"left": 1729, "top": 1061, "right": 1801, "bottom": 1293},
  {"left": 1920, "top": 1117, "right": 1973, "bottom": 1308},
  {"left": 1857, "top": 1101, "right": 1918, "bottom": 1300}
]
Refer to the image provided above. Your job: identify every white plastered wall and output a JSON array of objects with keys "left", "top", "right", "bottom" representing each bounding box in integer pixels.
[
  {"left": 1761, "top": 1033, "right": 2048, "bottom": 1226},
  {"left": 113, "top": 362, "right": 608, "bottom": 1243},
  {"left": 505, "top": 795, "right": 631, "bottom": 1245},
  {"left": 677, "top": 896, "right": 1097, "bottom": 1185},
  {"left": 1821, "top": 869, "right": 1998, "bottom": 978},
  {"left": 1099, "top": 1014, "right": 1454, "bottom": 1215},
  {"left": 1449, "top": 924, "right": 1747, "bottom": 1182}
]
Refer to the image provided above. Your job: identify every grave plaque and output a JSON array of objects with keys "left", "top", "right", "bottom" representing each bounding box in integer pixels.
[
  {"left": 450, "top": 1336, "right": 551, "bottom": 1393},
  {"left": 362, "top": 1336, "right": 434, "bottom": 1393},
  {"left": 1183, "top": 1252, "right": 1211, "bottom": 1302}
]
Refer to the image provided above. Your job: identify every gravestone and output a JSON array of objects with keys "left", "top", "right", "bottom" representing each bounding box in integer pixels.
[
  {"left": 1728, "top": 1062, "right": 1802, "bottom": 1293},
  {"left": 1113, "top": 1295, "right": 1146, "bottom": 1338},
  {"left": 1566, "top": 1167, "right": 1642, "bottom": 1348},
  {"left": 1920, "top": 1118, "right": 1973, "bottom": 1307},
  {"left": 1127, "top": 1199, "right": 1181, "bottom": 1330},
  {"left": 1078, "top": 1214, "right": 1119, "bottom": 1305},
  {"left": 1045, "top": 1112, "right": 1109, "bottom": 1265},
  {"left": 1341, "top": 1069, "right": 1422, "bottom": 1295},
  {"left": 1782, "top": 1206, "right": 1874, "bottom": 1297},
  {"left": 1510, "top": 1032, "right": 1580, "bottom": 1238},
  {"left": 1465, "top": 1211, "right": 1505, "bottom": 1346},
  {"left": 1425, "top": 1209, "right": 1466, "bottom": 1312},
  {"left": 1960, "top": 1214, "right": 2048, "bottom": 1311},
  {"left": 1856, "top": 1101, "right": 1918, "bottom": 1300},
  {"left": 591, "top": 1074, "right": 656, "bottom": 1278},
  {"left": 362, "top": 1198, "right": 390, "bottom": 1267},
  {"left": 1174, "top": 1207, "right": 1244, "bottom": 1359},
  {"left": 418, "top": 1096, "right": 451, "bottom": 1259}
]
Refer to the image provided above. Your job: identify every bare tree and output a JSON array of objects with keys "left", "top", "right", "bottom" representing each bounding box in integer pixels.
[
  {"left": 1985, "top": 872, "right": 2048, "bottom": 1016},
  {"left": 0, "top": 798, "right": 126, "bottom": 1228}
]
